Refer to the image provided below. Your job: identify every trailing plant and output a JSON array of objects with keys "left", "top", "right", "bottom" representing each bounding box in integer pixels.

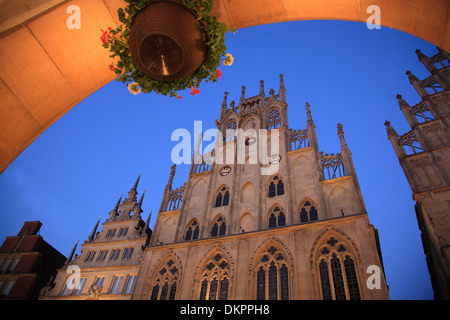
[{"left": 101, "top": 0, "right": 234, "bottom": 97}]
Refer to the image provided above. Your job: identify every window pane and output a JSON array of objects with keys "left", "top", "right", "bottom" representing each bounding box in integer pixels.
[
  {"left": 223, "top": 191, "right": 230, "bottom": 206},
  {"left": 268, "top": 263, "right": 278, "bottom": 300},
  {"left": 200, "top": 279, "right": 208, "bottom": 300},
  {"left": 150, "top": 284, "right": 159, "bottom": 300},
  {"left": 160, "top": 283, "right": 169, "bottom": 300},
  {"left": 193, "top": 226, "right": 200, "bottom": 240},
  {"left": 300, "top": 208, "right": 308, "bottom": 223},
  {"left": 257, "top": 267, "right": 266, "bottom": 300},
  {"left": 344, "top": 256, "right": 361, "bottom": 300},
  {"left": 219, "top": 278, "right": 229, "bottom": 300},
  {"left": 280, "top": 264, "right": 289, "bottom": 300},
  {"left": 215, "top": 193, "right": 222, "bottom": 207},
  {"left": 73, "top": 278, "right": 87, "bottom": 295},
  {"left": 277, "top": 180, "right": 284, "bottom": 195},
  {"left": 269, "top": 214, "right": 277, "bottom": 228},
  {"left": 169, "top": 282, "right": 177, "bottom": 300},
  {"left": 278, "top": 212, "right": 286, "bottom": 226},
  {"left": 109, "top": 276, "right": 123, "bottom": 294},
  {"left": 309, "top": 206, "right": 318, "bottom": 221},
  {"left": 319, "top": 259, "right": 331, "bottom": 300},
  {"left": 95, "top": 276, "right": 105, "bottom": 288},
  {"left": 331, "top": 254, "right": 346, "bottom": 300},
  {"left": 209, "top": 278, "right": 218, "bottom": 300},
  {"left": 219, "top": 222, "right": 227, "bottom": 236},
  {"left": 124, "top": 275, "right": 137, "bottom": 294},
  {"left": 185, "top": 227, "right": 192, "bottom": 241},
  {"left": 211, "top": 223, "right": 218, "bottom": 237},
  {"left": 268, "top": 182, "right": 276, "bottom": 197}
]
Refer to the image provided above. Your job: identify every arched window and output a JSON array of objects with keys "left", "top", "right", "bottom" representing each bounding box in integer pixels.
[
  {"left": 256, "top": 245, "right": 289, "bottom": 300},
  {"left": 215, "top": 186, "right": 230, "bottom": 208},
  {"left": 211, "top": 216, "right": 227, "bottom": 237},
  {"left": 317, "top": 237, "right": 361, "bottom": 300},
  {"left": 267, "top": 109, "right": 281, "bottom": 130},
  {"left": 185, "top": 220, "right": 200, "bottom": 241},
  {"left": 300, "top": 200, "right": 318, "bottom": 223},
  {"left": 268, "top": 205, "right": 286, "bottom": 228},
  {"left": 199, "top": 252, "right": 231, "bottom": 300},
  {"left": 150, "top": 258, "right": 179, "bottom": 300},
  {"left": 268, "top": 175, "right": 284, "bottom": 197}
]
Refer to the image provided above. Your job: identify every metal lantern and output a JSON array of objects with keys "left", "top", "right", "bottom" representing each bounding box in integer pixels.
[{"left": 128, "top": 1, "right": 208, "bottom": 81}]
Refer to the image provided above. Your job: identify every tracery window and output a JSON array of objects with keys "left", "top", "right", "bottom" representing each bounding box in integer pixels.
[
  {"left": 211, "top": 216, "right": 227, "bottom": 237},
  {"left": 185, "top": 220, "right": 200, "bottom": 241},
  {"left": 317, "top": 237, "right": 361, "bottom": 300},
  {"left": 215, "top": 186, "right": 230, "bottom": 208},
  {"left": 256, "top": 245, "right": 289, "bottom": 300},
  {"left": 150, "top": 259, "right": 179, "bottom": 300},
  {"left": 268, "top": 206, "right": 286, "bottom": 228},
  {"left": 267, "top": 109, "right": 281, "bottom": 130},
  {"left": 199, "top": 252, "right": 230, "bottom": 300},
  {"left": 300, "top": 200, "right": 318, "bottom": 223},
  {"left": 268, "top": 175, "right": 284, "bottom": 197}
]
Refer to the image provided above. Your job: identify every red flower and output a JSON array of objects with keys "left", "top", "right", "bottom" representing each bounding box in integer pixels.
[
  {"left": 190, "top": 87, "right": 200, "bottom": 96},
  {"left": 176, "top": 95, "right": 183, "bottom": 99},
  {"left": 215, "top": 69, "right": 222, "bottom": 80},
  {"left": 108, "top": 64, "right": 115, "bottom": 71}
]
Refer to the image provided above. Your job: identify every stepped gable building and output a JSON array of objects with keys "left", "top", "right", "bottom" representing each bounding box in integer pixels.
[
  {"left": 39, "top": 175, "right": 152, "bottom": 300},
  {"left": 385, "top": 48, "right": 450, "bottom": 300},
  {"left": 0, "top": 221, "right": 66, "bottom": 300},
  {"left": 132, "top": 75, "right": 389, "bottom": 300}
]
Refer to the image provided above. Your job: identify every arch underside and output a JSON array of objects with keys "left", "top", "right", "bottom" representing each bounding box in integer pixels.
[{"left": 0, "top": 0, "right": 448, "bottom": 173}]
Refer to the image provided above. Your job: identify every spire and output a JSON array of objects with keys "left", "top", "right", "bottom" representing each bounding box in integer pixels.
[
  {"left": 134, "top": 190, "right": 145, "bottom": 216},
  {"left": 124, "top": 174, "right": 140, "bottom": 204},
  {"left": 167, "top": 164, "right": 176, "bottom": 189},
  {"left": 239, "top": 85, "right": 246, "bottom": 105},
  {"left": 138, "top": 189, "right": 145, "bottom": 208},
  {"left": 132, "top": 173, "right": 141, "bottom": 192},
  {"left": 220, "top": 91, "right": 228, "bottom": 121},
  {"left": 65, "top": 240, "right": 79, "bottom": 266},
  {"left": 259, "top": 80, "right": 265, "bottom": 96},
  {"left": 384, "top": 120, "right": 398, "bottom": 139},
  {"left": 397, "top": 94, "right": 418, "bottom": 127},
  {"left": 384, "top": 120, "right": 406, "bottom": 159},
  {"left": 415, "top": 49, "right": 436, "bottom": 73},
  {"left": 160, "top": 165, "right": 176, "bottom": 213},
  {"left": 406, "top": 70, "right": 428, "bottom": 98},
  {"left": 88, "top": 217, "right": 101, "bottom": 241},
  {"left": 108, "top": 193, "right": 122, "bottom": 219},
  {"left": 144, "top": 209, "right": 152, "bottom": 233},
  {"left": 279, "top": 74, "right": 286, "bottom": 103},
  {"left": 336, "top": 123, "right": 366, "bottom": 213},
  {"left": 337, "top": 123, "right": 348, "bottom": 148},
  {"left": 305, "top": 102, "right": 313, "bottom": 123},
  {"left": 193, "top": 131, "right": 203, "bottom": 165}
]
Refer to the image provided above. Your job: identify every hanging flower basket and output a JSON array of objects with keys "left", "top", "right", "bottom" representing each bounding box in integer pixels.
[{"left": 101, "top": 0, "right": 234, "bottom": 97}]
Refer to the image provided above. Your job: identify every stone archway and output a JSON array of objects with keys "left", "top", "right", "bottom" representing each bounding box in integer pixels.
[{"left": 0, "top": 0, "right": 449, "bottom": 173}]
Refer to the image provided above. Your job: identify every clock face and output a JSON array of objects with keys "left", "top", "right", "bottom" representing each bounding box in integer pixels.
[
  {"left": 219, "top": 166, "right": 231, "bottom": 176},
  {"left": 269, "top": 154, "right": 281, "bottom": 165}
]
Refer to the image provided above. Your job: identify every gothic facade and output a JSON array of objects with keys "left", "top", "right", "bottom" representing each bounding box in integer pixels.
[
  {"left": 385, "top": 48, "right": 450, "bottom": 299},
  {"left": 39, "top": 76, "right": 389, "bottom": 300}
]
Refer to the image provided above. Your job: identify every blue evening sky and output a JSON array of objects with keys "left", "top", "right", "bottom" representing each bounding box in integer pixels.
[{"left": 0, "top": 19, "right": 438, "bottom": 299}]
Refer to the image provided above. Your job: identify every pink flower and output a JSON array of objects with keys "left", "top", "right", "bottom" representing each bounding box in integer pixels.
[
  {"left": 215, "top": 69, "right": 222, "bottom": 80},
  {"left": 190, "top": 87, "right": 200, "bottom": 96}
]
